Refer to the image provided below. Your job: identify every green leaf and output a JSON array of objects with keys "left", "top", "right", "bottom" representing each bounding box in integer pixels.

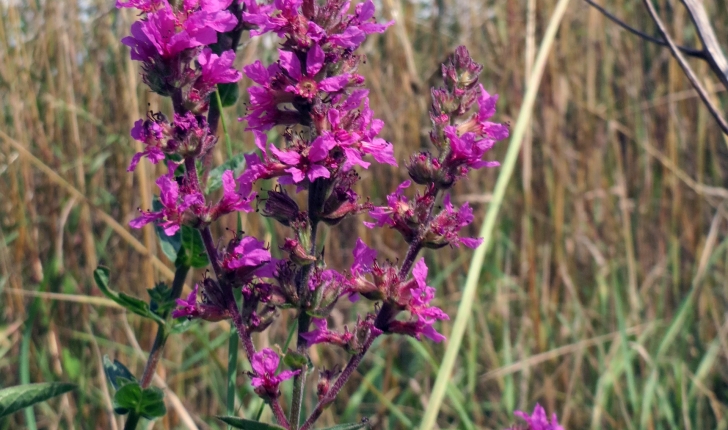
[
  {"left": 205, "top": 153, "right": 246, "bottom": 194},
  {"left": 177, "top": 226, "right": 209, "bottom": 268},
  {"left": 111, "top": 382, "right": 166, "bottom": 420},
  {"left": 103, "top": 356, "right": 136, "bottom": 390},
  {"left": 0, "top": 383, "right": 76, "bottom": 419},
  {"left": 318, "top": 421, "right": 371, "bottom": 430},
  {"left": 216, "top": 416, "right": 286, "bottom": 430},
  {"left": 139, "top": 386, "right": 166, "bottom": 419},
  {"left": 217, "top": 83, "right": 240, "bottom": 108},
  {"left": 93, "top": 266, "right": 165, "bottom": 325},
  {"left": 148, "top": 282, "right": 175, "bottom": 316},
  {"left": 153, "top": 197, "right": 182, "bottom": 262},
  {"left": 112, "top": 382, "right": 142, "bottom": 415},
  {"left": 117, "top": 293, "right": 151, "bottom": 316},
  {"left": 93, "top": 266, "right": 112, "bottom": 296}
]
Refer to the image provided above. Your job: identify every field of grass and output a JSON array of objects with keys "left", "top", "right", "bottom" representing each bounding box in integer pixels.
[{"left": 2, "top": 0, "right": 728, "bottom": 428}]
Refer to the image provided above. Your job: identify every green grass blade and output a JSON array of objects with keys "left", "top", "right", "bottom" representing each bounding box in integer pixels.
[{"left": 418, "top": 0, "right": 573, "bottom": 427}]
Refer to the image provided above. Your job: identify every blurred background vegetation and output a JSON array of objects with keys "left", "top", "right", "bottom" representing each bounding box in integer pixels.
[{"left": 2, "top": 0, "right": 728, "bottom": 428}]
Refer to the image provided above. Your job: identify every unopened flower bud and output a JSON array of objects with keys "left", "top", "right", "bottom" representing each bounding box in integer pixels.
[
  {"left": 261, "top": 189, "right": 304, "bottom": 227},
  {"left": 406, "top": 152, "right": 449, "bottom": 187},
  {"left": 282, "top": 238, "right": 317, "bottom": 266},
  {"left": 316, "top": 367, "right": 341, "bottom": 401}
]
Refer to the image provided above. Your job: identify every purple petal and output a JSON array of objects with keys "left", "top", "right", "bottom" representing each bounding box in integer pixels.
[
  {"left": 278, "top": 50, "right": 302, "bottom": 81},
  {"left": 319, "top": 75, "right": 350, "bottom": 92},
  {"left": 306, "top": 44, "right": 324, "bottom": 76},
  {"left": 307, "top": 164, "right": 330, "bottom": 181}
]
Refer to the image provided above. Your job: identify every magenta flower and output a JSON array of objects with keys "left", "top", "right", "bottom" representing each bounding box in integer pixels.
[
  {"left": 301, "top": 318, "right": 353, "bottom": 347},
  {"left": 129, "top": 168, "right": 205, "bottom": 236},
  {"left": 351, "top": 238, "right": 377, "bottom": 277},
  {"left": 250, "top": 348, "right": 300, "bottom": 399},
  {"left": 314, "top": 103, "right": 396, "bottom": 171},
  {"left": 424, "top": 194, "right": 482, "bottom": 249},
  {"left": 128, "top": 117, "right": 167, "bottom": 172},
  {"left": 243, "top": 129, "right": 335, "bottom": 185},
  {"left": 172, "top": 283, "right": 230, "bottom": 321},
  {"left": 243, "top": 0, "right": 392, "bottom": 52},
  {"left": 210, "top": 171, "right": 256, "bottom": 220},
  {"left": 196, "top": 48, "right": 243, "bottom": 90},
  {"left": 511, "top": 404, "right": 564, "bottom": 430},
  {"left": 269, "top": 137, "right": 333, "bottom": 184},
  {"left": 279, "top": 46, "right": 351, "bottom": 99},
  {"left": 119, "top": 0, "right": 237, "bottom": 95},
  {"left": 222, "top": 236, "right": 272, "bottom": 284},
  {"left": 394, "top": 258, "right": 449, "bottom": 342},
  {"left": 239, "top": 131, "right": 294, "bottom": 184}
]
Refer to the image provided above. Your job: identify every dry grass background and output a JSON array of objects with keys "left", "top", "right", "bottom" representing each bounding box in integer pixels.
[{"left": 2, "top": 0, "right": 728, "bottom": 428}]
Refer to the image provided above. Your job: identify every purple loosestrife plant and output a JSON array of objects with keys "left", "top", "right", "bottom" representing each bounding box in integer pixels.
[{"left": 91, "top": 0, "right": 556, "bottom": 429}]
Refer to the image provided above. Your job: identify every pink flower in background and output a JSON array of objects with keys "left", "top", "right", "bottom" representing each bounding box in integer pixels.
[{"left": 511, "top": 404, "right": 564, "bottom": 430}]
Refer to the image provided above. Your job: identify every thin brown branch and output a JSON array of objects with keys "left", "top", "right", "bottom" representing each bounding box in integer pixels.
[
  {"left": 583, "top": 0, "right": 705, "bottom": 58},
  {"left": 641, "top": 0, "right": 728, "bottom": 135},
  {"left": 681, "top": 0, "right": 728, "bottom": 91}
]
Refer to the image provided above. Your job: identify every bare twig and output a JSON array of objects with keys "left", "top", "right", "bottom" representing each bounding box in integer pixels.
[
  {"left": 641, "top": 0, "right": 728, "bottom": 135},
  {"left": 681, "top": 0, "right": 728, "bottom": 91},
  {"left": 583, "top": 0, "right": 705, "bottom": 58}
]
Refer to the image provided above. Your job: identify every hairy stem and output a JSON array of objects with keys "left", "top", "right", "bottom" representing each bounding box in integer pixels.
[
  {"left": 139, "top": 264, "right": 190, "bottom": 389},
  {"left": 299, "top": 333, "right": 379, "bottom": 430},
  {"left": 271, "top": 401, "right": 291, "bottom": 428},
  {"left": 196, "top": 194, "right": 289, "bottom": 428}
]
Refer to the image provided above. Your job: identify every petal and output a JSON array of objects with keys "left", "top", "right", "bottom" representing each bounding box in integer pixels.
[
  {"left": 412, "top": 258, "right": 428, "bottom": 288},
  {"left": 306, "top": 44, "right": 324, "bottom": 76},
  {"left": 278, "top": 49, "right": 302, "bottom": 81},
  {"left": 307, "top": 164, "right": 330, "bottom": 181},
  {"left": 243, "top": 60, "right": 270, "bottom": 86},
  {"left": 319, "top": 75, "right": 350, "bottom": 92},
  {"left": 127, "top": 152, "right": 144, "bottom": 172}
]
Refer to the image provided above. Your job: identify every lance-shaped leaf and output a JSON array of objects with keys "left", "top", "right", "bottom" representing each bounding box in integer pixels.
[
  {"left": 216, "top": 416, "right": 286, "bottom": 430},
  {"left": 94, "top": 266, "right": 165, "bottom": 326},
  {"left": 0, "top": 383, "right": 76, "bottom": 419}
]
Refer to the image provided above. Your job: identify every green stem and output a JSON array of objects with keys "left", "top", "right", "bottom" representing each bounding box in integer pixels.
[
  {"left": 124, "top": 411, "right": 141, "bottom": 430},
  {"left": 139, "top": 264, "right": 190, "bottom": 389}
]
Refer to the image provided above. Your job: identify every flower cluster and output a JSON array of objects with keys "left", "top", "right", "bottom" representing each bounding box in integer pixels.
[
  {"left": 507, "top": 404, "right": 564, "bottom": 430},
  {"left": 118, "top": 0, "right": 241, "bottom": 102},
  {"left": 117, "top": 0, "right": 514, "bottom": 427},
  {"left": 121, "top": 0, "right": 254, "bottom": 239}
]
